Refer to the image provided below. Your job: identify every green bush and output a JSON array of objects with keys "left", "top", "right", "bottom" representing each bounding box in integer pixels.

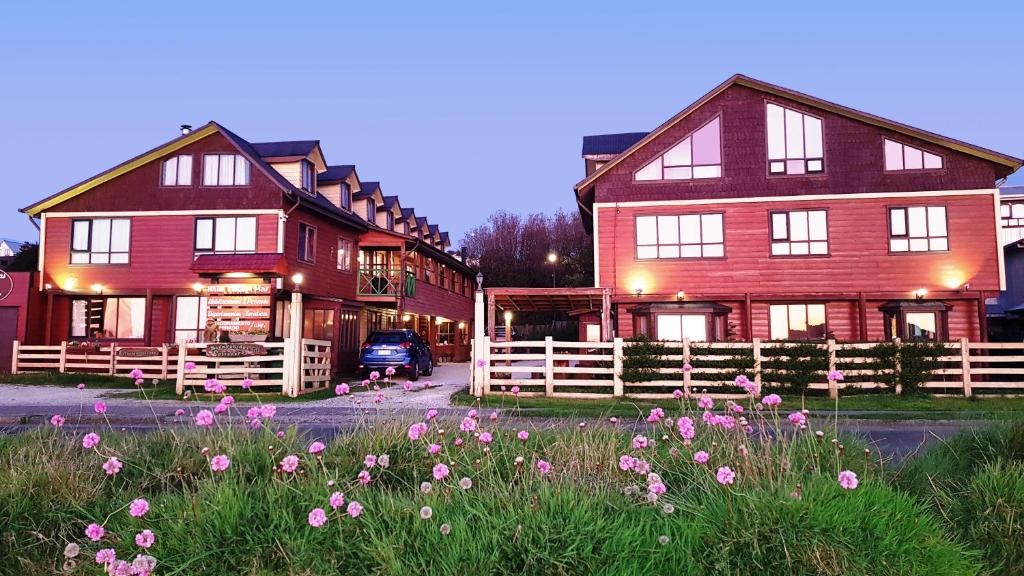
[
  {"left": 760, "top": 342, "right": 829, "bottom": 395},
  {"left": 621, "top": 336, "right": 671, "bottom": 383},
  {"left": 866, "top": 341, "right": 950, "bottom": 394}
]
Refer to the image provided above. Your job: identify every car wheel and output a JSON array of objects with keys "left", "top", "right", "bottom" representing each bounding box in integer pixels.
[
  {"left": 424, "top": 357, "right": 433, "bottom": 376},
  {"left": 409, "top": 361, "right": 420, "bottom": 382}
]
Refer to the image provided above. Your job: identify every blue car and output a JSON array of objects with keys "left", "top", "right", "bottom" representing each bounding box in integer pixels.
[{"left": 358, "top": 329, "right": 433, "bottom": 381}]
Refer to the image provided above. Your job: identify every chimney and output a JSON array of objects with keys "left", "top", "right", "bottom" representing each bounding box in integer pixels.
[{"left": 180, "top": 124, "right": 192, "bottom": 135}]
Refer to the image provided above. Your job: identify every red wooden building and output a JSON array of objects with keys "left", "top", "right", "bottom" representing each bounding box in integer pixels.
[
  {"left": 574, "top": 75, "right": 1021, "bottom": 343},
  {"left": 17, "top": 122, "right": 475, "bottom": 373}
]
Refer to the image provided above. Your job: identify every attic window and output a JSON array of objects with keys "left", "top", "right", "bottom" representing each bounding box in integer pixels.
[
  {"left": 203, "top": 154, "right": 250, "bottom": 186},
  {"left": 766, "top": 103, "right": 824, "bottom": 175},
  {"left": 884, "top": 139, "right": 943, "bottom": 171},
  {"left": 300, "top": 160, "right": 316, "bottom": 195},
  {"left": 340, "top": 183, "right": 351, "bottom": 210},
  {"left": 161, "top": 155, "right": 192, "bottom": 186},
  {"left": 386, "top": 211, "right": 395, "bottom": 231},
  {"left": 635, "top": 116, "right": 722, "bottom": 181}
]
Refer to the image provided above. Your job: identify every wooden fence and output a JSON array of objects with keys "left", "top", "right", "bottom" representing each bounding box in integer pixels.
[
  {"left": 472, "top": 336, "right": 1024, "bottom": 399},
  {"left": 11, "top": 339, "right": 332, "bottom": 397}
]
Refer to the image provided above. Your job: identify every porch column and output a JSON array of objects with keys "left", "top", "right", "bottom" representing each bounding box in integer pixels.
[
  {"left": 473, "top": 292, "right": 485, "bottom": 395},
  {"left": 486, "top": 292, "right": 496, "bottom": 338},
  {"left": 601, "top": 288, "right": 612, "bottom": 341},
  {"left": 287, "top": 290, "right": 303, "bottom": 397}
]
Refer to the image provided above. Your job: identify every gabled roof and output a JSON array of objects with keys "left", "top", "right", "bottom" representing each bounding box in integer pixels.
[
  {"left": 381, "top": 195, "right": 401, "bottom": 210},
  {"left": 439, "top": 231, "right": 450, "bottom": 245},
  {"left": 401, "top": 207, "right": 416, "bottom": 220},
  {"left": 1, "top": 239, "right": 25, "bottom": 250},
  {"left": 317, "top": 164, "right": 355, "bottom": 183},
  {"left": 429, "top": 224, "right": 440, "bottom": 237},
  {"left": 250, "top": 140, "right": 319, "bottom": 158},
  {"left": 355, "top": 181, "right": 380, "bottom": 199},
  {"left": 582, "top": 132, "right": 648, "bottom": 157}
]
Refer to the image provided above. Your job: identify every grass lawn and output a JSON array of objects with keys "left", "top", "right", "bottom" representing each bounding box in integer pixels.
[
  {"left": 450, "top": 388, "right": 1024, "bottom": 420},
  {"left": 0, "top": 371, "right": 141, "bottom": 388}
]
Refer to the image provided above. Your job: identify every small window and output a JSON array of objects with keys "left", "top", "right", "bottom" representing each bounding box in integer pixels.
[
  {"left": 769, "top": 304, "right": 826, "bottom": 340},
  {"left": 635, "top": 213, "right": 724, "bottom": 259},
  {"left": 162, "top": 155, "right": 193, "bottom": 186},
  {"left": 71, "top": 297, "right": 146, "bottom": 339},
  {"left": 884, "top": 139, "right": 943, "bottom": 171},
  {"left": 366, "top": 200, "right": 376, "bottom": 223},
  {"left": 905, "top": 312, "right": 938, "bottom": 340},
  {"left": 337, "top": 238, "right": 353, "bottom": 271},
  {"left": 202, "top": 154, "right": 250, "bottom": 186},
  {"left": 766, "top": 103, "right": 824, "bottom": 175},
  {"left": 174, "top": 295, "right": 208, "bottom": 343},
  {"left": 635, "top": 116, "right": 722, "bottom": 181},
  {"left": 70, "top": 218, "right": 131, "bottom": 265},
  {"left": 889, "top": 206, "right": 948, "bottom": 252},
  {"left": 340, "top": 183, "right": 351, "bottom": 210},
  {"left": 386, "top": 211, "right": 395, "bottom": 231},
  {"left": 770, "top": 210, "right": 828, "bottom": 256},
  {"left": 655, "top": 314, "right": 708, "bottom": 342},
  {"left": 298, "top": 223, "right": 316, "bottom": 263},
  {"left": 300, "top": 160, "right": 316, "bottom": 194}
]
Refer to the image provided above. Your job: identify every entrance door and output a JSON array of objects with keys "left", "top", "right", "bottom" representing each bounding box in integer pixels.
[
  {"left": 655, "top": 314, "right": 708, "bottom": 342},
  {"left": 0, "top": 308, "right": 19, "bottom": 373}
]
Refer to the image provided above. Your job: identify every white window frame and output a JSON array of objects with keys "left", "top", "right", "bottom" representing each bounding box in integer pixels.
[
  {"left": 634, "top": 116, "right": 723, "bottom": 182},
  {"left": 161, "top": 155, "right": 193, "bottom": 186},
  {"left": 769, "top": 303, "right": 827, "bottom": 341},
  {"left": 884, "top": 139, "right": 943, "bottom": 172},
  {"left": 635, "top": 213, "right": 724, "bottom": 260},
  {"left": 70, "top": 218, "right": 131, "bottom": 265},
  {"left": 194, "top": 216, "right": 257, "bottom": 256},
  {"left": 766, "top": 102, "right": 824, "bottom": 176},
  {"left": 202, "top": 154, "right": 250, "bottom": 186},
  {"left": 337, "top": 237, "right": 353, "bottom": 272}
]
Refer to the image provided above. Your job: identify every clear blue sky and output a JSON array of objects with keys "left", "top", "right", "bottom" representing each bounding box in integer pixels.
[{"left": 1, "top": 1, "right": 1021, "bottom": 245}]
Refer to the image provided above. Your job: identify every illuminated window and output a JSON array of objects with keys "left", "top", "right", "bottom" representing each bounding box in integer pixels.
[
  {"left": 161, "top": 155, "right": 192, "bottom": 186},
  {"left": 635, "top": 213, "right": 724, "bottom": 259},
  {"left": 635, "top": 116, "right": 722, "bottom": 181},
  {"left": 769, "top": 304, "right": 826, "bottom": 340},
  {"left": 889, "top": 206, "right": 947, "bottom": 252},
  {"left": 71, "top": 218, "right": 131, "bottom": 265},
  {"left": 766, "top": 103, "right": 824, "bottom": 175},
  {"left": 71, "top": 297, "right": 145, "bottom": 339},
  {"left": 194, "top": 217, "right": 257, "bottom": 256},
  {"left": 884, "top": 139, "right": 943, "bottom": 171}
]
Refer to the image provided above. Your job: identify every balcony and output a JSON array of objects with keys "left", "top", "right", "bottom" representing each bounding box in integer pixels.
[{"left": 357, "top": 268, "right": 416, "bottom": 298}]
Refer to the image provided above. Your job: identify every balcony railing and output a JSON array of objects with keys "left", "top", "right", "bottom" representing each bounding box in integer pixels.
[{"left": 357, "top": 268, "right": 416, "bottom": 298}]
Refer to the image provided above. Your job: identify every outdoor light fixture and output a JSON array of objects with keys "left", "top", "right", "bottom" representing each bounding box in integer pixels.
[
  {"left": 504, "top": 311, "right": 513, "bottom": 322},
  {"left": 547, "top": 252, "right": 558, "bottom": 264},
  {"left": 62, "top": 277, "right": 77, "bottom": 291},
  {"left": 676, "top": 290, "right": 686, "bottom": 301},
  {"left": 402, "top": 314, "right": 411, "bottom": 322},
  {"left": 914, "top": 288, "right": 928, "bottom": 300},
  {"left": 458, "top": 322, "right": 466, "bottom": 329},
  {"left": 291, "top": 273, "right": 304, "bottom": 287},
  {"left": 192, "top": 282, "right": 204, "bottom": 293},
  {"left": 44, "top": 283, "right": 52, "bottom": 290},
  {"left": 476, "top": 271, "right": 484, "bottom": 291},
  {"left": 634, "top": 286, "right": 644, "bottom": 298},
  {"left": 90, "top": 283, "right": 104, "bottom": 294}
]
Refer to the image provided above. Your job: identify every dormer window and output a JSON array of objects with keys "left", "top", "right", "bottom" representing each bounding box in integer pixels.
[
  {"left": 884, "top": 139, "right": 943, "bottom": 171},
  {"left": 386, "top": 212, "right": 395, "bottom": 231},
  {"left": 403, "top": 222, "right": 410, "bottom": 235},
  {"left": 366, "top": 200, "right": 376, "bottom": 223},
  {"left": 340, "top": 183, "right": 351, "bottom": 210},
  {"left": 634, "top": 117, "right": 722, "bottom": 181},
  {"left": 766, "top": 103, "right": 824, "bottom": 175},
  {"left": 161, "top": 155, "right": 192, "bottom": 186},
  {"left": 300, "top": 160, "right": 316, "bottom": 195}
]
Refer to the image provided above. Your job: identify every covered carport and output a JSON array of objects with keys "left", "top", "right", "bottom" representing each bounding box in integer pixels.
[{"left": 483, "top": 287, "right": 613, "bottom": 341}]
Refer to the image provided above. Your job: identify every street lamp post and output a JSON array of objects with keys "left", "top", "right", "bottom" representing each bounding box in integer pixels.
[{"left": 546, "top": 252, "right": 558, "bottom": 288}]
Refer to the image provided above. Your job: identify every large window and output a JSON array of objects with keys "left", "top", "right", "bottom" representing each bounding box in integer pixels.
[
  {"left": 770, "top": 210, "right": 828, "bottom": 256},
  {"left": 635, "top": 213, "right": 724, "bottom": 259},
  {"left": 174, "top": 295, "right": 208, "bottom": 343},
  {"left": 161, "top": 155, "right": 193, "bottom": 186},
  {"left": 767, "top": 103, "right": 824, "bottom": 175},
  {"left": 298, "top": 223, "right": 316, "bottom": 263},
  {"left": 635, "top": 117, "right": 722, "bottom": 181},
  {"left": 769, "top": 304, "right": 826, "bottom": 340},
  {"left": 71, "top": 218, "right": 131, "bottom": 264},
  {"left": 300, "top": 160, "right": 315, "bottom": 194},
  {"left": 889, "top": 206, "right": 947, "bottom": 252},
  {"left": 202, "top": 154, "right": 250, "bottom": 186},
  {"left": 71, "top": 297, "right": 146, "bottom": 339},
  {"left": 194, "top": 217, "right": 257, "bottom": 256},
  {"left": 337, "top": 238, "right": 353, "bottom": 271},
  {"left": 303, "top": 309, "right": 335, "bottom": 341},
  {"left": 884, "top": 139, "right": 943, "bottom": 171},
  {"left": 656, "top": 314, "right": 708, "bottom": 342}
]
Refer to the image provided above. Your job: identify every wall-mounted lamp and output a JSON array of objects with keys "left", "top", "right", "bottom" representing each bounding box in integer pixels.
[
  {"left": 458, "top": 322, "right": 466, "bottom": 330},
  {"left": 676, "top": 290, "right": 686, "bottom": 302},
  {"left": 90, "top": 283, "right": 104, "bottom": 294},
  {"left": 44, "top": 283, "right": 52, "bottom": 290},
  {"left": 62, "top": 277, "right": 78, "bottom": 291},
  {"left": 503, "top": 310, "right": 513, "bottom": 322},
  {"left": 476, "top": 271, "right": 484, "bottom": 291},
  {"left": 402, "top": 313, "right": 411, "bottom": 322},
  {"left": 192, "top": 282, "right": 204, "bottom": 293},
  {"left": 913, "top": 287, "right": 928, "bottom": 300},
  {"left": 634, "top": 286, "right": 644, "bottom": 298}
]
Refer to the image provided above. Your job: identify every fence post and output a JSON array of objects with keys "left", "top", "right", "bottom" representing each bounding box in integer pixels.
[
  {"left": 57, "top": 341, "right": 67, "bottom": 373},
  {"left": 544, "top": 336, "right": 554, "bottom": 397},
  {"left": 160, "top": 345, "right": 169, "bottom": 380},
  {"left": 613, "top": 337, "right": 624, "bottom": 397},
  {"left": 175, "top": 344, "right": 187, "bottom": 395},
  {"left": 108, "top": 346, "right": 116, "bottom": 376},
  {"left": 481, "top": 336, "right": 491, "bottom": 396},
  {"left": 682, "top": 338, "right": 691, "bottom": 397},
  {"left": 11, "top": 341, "right": 19, "bottom": 374},
  {"left": 827, "top": 339, "right": 838, "bottom": 400},
  {"left": 893, "top": 338, "right": 903, "bottom": 395},
  {"left": 752, "top": 338, "right": 762, "bottom": 391},
  {"left": 960, "top": 337, "right": 972, "bottom": 398}
]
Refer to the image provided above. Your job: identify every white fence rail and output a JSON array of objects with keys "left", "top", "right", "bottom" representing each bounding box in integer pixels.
[{"left": 472, "top": 336, "right": 1024, "bottom": 399}]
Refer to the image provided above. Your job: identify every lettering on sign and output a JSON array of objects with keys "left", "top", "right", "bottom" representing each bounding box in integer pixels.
[
  {"left": 213, "top": 320, "right": 271, "bottom": 335},
  {"left": 206, "top": 284, "right": 272, "bottom": 295},
  {"left": 206, "top": 342, "right": 268, "bottom": 358},
  {"left": 116, "top": 347, "right": 161, "bottom": 358},
  {"left": 0, "top": 269, "right": 12, "bottom": 301},
  {"left": 207, "top": 308, "right": 272, "bottom": 320},
  {"left": 207, "top": 295, "right": 272, "bottom": 307}
]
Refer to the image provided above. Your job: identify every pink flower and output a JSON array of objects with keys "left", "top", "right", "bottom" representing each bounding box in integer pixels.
[
  {"left": 838, "top": 470, "right": 859, "bottom": 490},
  {"left": 50, "top": 414, "right": 65, "bottom": 428},
  {"left": 329, "top": 491, "right": 345, "bottom": 510},
  {"left": 134, "top": 529, "right": 155, "bottom": 549},
  {"left": 213, "top": 403, "right": 227, "bottom": 415},
  {"left": 788, "top": 412, "right": 807, "bottom": 427},
  {"left": 682, "top": 362, "right": 692, "bottom": 372},
  {"left": 335, "top": 383, "right": 350, "bottom": 395},
  {"left": 716, "top": 466, "right": 736, "bottom": 485},
  {"left": 280, "top": 455, "right": 299, "bottom": 473},
  {"left": 432, "top": 463, "right": 450, "bottom": 480},
  {"left": 454, "top": 438, "right": 464, "bottom": 447},
  {"left": 308, "top": 441, "right": 326, "bottom": 455},
  {"left": 102, "top": 457, "right": 123, "bottom": 476},
  {"left": 95, "top": 548, "right": 116, "bottom": 565},
  {"left": 131, "top": 554, "right": 156, "bottom": 575},
  {"left": 631, "top": 435, "right": 650, "bottom": 450},
  {"left": 510, "top": 386, "right": 520, "bottom": 395},
  {"left": 221, "top": 395, "right": 234, "bottom": 405},
  {"left": 693, "top": 451, "right": 710, "bottom": 464},
  {"left": 250, "top": 419, "right": 262, "bottom": 429},
  {"left": 476, "top": 359, "right": 487, "bottom": 368},
  {"left": 361, "top": 379, "right": 371, "bottom": 387},
  {"left": 735, "top": 374, "right": 759, "bottom": 396},
  {"left": 369, "top": 371, "right": 380, "bottom": 381},
  {"left": 85, "top": 522, "right": 105, "bottom": 541},
  {"left": 489, "top": 411, "right": 498, "bottom": 422},
  {"left": 632, "top": 459, "right": 651, "bottom": 475},
  {"left": 536, "top": 460, "right": 552, "bottom": 475},
  {"left": 677, "top": 417, "right": 696, "bottom": 440},
  {"left": 94, "top": 401, "right": 107, "bottom": 414},
  {"left": 762, "top": 394, "right": 782, "bottom": 407},
  {"left": 646, "top": 408, "right": 665, "bottom": 423},
  {"left": 468, "top": 409, "right": 478, "bottom": 419},
  {"left": 174, "top": 409, "right": 185, "bottom": 417},
  {"left": 828, "top": 370, "right": 845, "bottom": 382},
  {"left": 478, "top": 432, "right": 493, "bottom": 445},
  {"left": 246, "top": 407, "right": 261, "bottom": 419},
  {"left": 403, "top": 381, "right": 412, "bottom": 391},
  {"left": 184, "top": 361, "right": 197, "bottom": 371},
  {"left": 731, "top": 404, "right": 744, "bottom": 414},
  {"left": 426, "top": 409, "right": 439, "bottom": 420},
  {"left": 240, "top": 378, "right": 253, "bottom": 390},
  {"left": 672, "top": 389, "right": 684, "bottom": 399},
  {"left": 130, "top": 368, "right": 145, "bottom": 380},
  {"left": 697, "top": 395, "right": 713, "bottom": 410},
  {"left": 428, "top": 443, "right": 442, "bottom": 454},
  {"left": 363, "top": 454, "right": 377, "bottom": 468},
  {"left": 648, "top": 482, "right": 667, "bottom": 495},
  {"left": 357, "top": 470, "right": 371, "bottom": 485},
  {"left": 423, "top": 380, "right": 433, "bottom": 388},
  {"left": 308, "top": 507, "right": 327, "bottom": 528},
  {"left": 128, "top": 498, "right": 149, "bottom": 518},
  {"left": 408, "top": 422, "right": 428, "bottom": 441},
  {"left": 82, "top": 432, "right": 101, "bottom": 449},
  {"left": 194, "top": 409, "right": 214, "bottom": 427},
  {"left": 77, "top": 382, "right": 86, "bottom": 390},
  {"left": 517, "top": 430, "right": 529, "bottom": 442},
  {"left": 259, "top": 405, "right": 277, "bottom": 419},
  {"left": 347, "top": 501, "right": 364, "bottom": 518},
  {"left": 385, "top": 366, "right": 397, "bottom": 376},
  {"left": 618, "top": 455, "right": 636, "bottom": 471},
  {"left": 460, "top": 417, "right": 477, "bottom": 433},
  {"left": 210, "top": 454, "right": 230, "bottom": 472}
]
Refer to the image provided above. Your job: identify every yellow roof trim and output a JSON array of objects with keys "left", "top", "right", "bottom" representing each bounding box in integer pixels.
[{"left": 23, "top": 124, "right": 219, "bottom": 217}]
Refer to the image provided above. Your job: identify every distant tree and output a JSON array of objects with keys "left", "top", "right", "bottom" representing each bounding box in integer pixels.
[
  {"left": 460, "top": 209, "right": 593, "bottom": 289},
  {"left": 4, "top": 242, "right": 38, "bottom": 272}
]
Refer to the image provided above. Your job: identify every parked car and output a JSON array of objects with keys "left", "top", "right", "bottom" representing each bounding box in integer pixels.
[{"left": 358, "top": 330, "right": 433, "bottom": 381}]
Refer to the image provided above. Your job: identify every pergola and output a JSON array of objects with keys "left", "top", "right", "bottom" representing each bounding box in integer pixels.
[{"left": 483, "top": 287, "right": 612, "bottom": 340}]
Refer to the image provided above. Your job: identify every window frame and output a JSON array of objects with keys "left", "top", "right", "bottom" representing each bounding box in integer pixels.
[
  {"left": 366, "top": 200, "right": 376, "bottom": 223},
  {"left": 768, "top": 303, "right": 828, "bottom": 341},
  {"left": 633, "top": 212, "right": 726, "bottom": 261},
  {"left": 160, "top": 154, "right": 193, "bottom": 187},
  {"left": 765, "top": 100, "right": 826, "bottom": 177},
  {"left": 70, "top": 218, "right": 131, "bottom": 266},
  {"left": 340, "top": 182, "right": 351, "bottom": 210},
  {"left": 336, "top": 237, "right": 353, "bottom": 272},
  {"left": 70, "top": 296, "right": 147, "bottom": 340},
  {"left": 887, "top": 205, "right": 950, "bottom": 254},
  {"left": 173, "top": 295, "right": 208, "bottom": 343},
  {"left": 632, "top": 115, "right": 724, "bottom": 183},
  {"left": 298, "top": 222, "right": 317, "bottom": 264},
  {"left": 193, "top": 216, "right": 258, "bottom": 256},
  {"left": 768, "top": 209, "right": 830, "bottom": 258},
  {"left": 882, "top": 138, "right": 945, "bottom": 173},
  {"left": 202, "top": 154, "right": 251, "bottom": 186},
  {"left": 300, "top": 160, "right": 316, "bottom": 195}
]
